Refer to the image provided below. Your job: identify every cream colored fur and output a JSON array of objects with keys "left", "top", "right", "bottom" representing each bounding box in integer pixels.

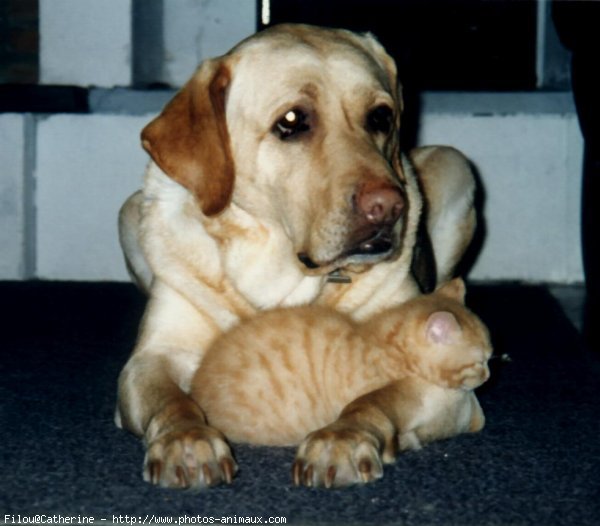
[{"left": 116, "top": 24, "right": 477, "bottom": 489}]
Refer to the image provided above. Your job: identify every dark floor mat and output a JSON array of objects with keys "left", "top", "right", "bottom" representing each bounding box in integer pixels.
[{"left": 1, "top": 281, "right": 599, "bottom": 525}]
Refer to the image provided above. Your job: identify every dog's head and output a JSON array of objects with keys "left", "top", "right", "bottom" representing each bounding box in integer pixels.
[{"left": 142, "top": 24, "right": 419, "bottom": 275}]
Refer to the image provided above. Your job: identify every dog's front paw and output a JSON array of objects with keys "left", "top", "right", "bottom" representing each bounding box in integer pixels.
[
  {"left": 292, "top": 427, "right": 384, "bottom": 488},
  {"left": 144, "top": 425, "right": 237, "bottom": 489}
]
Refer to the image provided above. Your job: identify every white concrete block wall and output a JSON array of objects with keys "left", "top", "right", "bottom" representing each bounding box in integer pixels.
[
  {"left": 0, "top": 100, "right": 587, "bottom": 284},
  {"left": 38, "top": 0, "right": 256, "bottom": 88},
  {"left": 1, "top": 106, "right": 583, "bottom": 284},
  {"left": 418, "top": 112, "right": 584, "bottom": 283},
  {"left": 35, "top": 114, "right": 150, "bottom": 281},
  {"left": 1, "top": 2, "right": 585, "bottom": 284},
  {"left": 40, "top": 0, "right": 133, "bottom": 87},
  {"left": 0, "top": 114, "right": 31, "bottom": 279},
  {"left": 162, "top": 0, "right": 256, "bottom": 86},
  {"left": 0, "top": 1, "right": 587, "bottom": 285}
]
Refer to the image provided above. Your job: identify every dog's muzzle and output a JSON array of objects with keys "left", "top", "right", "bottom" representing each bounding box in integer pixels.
[
  {"left": 297, "top": 178, "right": 406, "bottom": 273},
  {"left": 297, "top": 214, "right": 405, "bottom": 272},
  {"left": 345, "top": 228, "right": 395, "bottom": 257}
]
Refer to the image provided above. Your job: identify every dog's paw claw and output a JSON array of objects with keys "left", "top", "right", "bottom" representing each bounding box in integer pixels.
[
  {"left": 293, "top": 427, "right": 383, "bottom": 488},
  {"left": 144, "top": 426, "right": 237, "bottom": 489}
]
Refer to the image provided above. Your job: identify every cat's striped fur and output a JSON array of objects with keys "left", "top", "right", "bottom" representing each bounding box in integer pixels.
[{"left": 190, "top": 278, "right": 492, "bottom": 486}]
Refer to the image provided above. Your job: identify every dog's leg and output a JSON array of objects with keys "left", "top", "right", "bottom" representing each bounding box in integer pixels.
[
  {"left": 116, "top": 285, "right": 238, "bottom": 489},
  {"left": 410, "top": 146, "right": 477, "bottom": 284},
  {"left": 118, "top": 356, "right": 237, "bottom": 489},
  {"left": 292, "top": 378, "right": 483, "bottom": 488},
  {"left": 292, "top": 379, "right": 425, "bottom": 488},
  {"left": 118, "top": 191, "right": 154, "bottom": 293}
]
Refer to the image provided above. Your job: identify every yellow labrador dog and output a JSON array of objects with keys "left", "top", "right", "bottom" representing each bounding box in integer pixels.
[{"left": 117, "top": 24, "right": 476, "bottom": 489}]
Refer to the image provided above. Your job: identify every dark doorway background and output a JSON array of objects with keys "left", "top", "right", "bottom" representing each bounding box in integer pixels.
[{"left": 258, "top": 0, "right": 538, "bottom": 92}]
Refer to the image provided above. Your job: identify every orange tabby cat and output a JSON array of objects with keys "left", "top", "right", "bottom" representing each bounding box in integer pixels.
[{"left": 190, "top": 278, "right": 492, "bottom": 487}]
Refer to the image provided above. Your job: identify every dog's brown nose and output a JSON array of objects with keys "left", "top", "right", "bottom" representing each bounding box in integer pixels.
[{"left": 355, "top": 181, "right": 404, "bottom": 225}]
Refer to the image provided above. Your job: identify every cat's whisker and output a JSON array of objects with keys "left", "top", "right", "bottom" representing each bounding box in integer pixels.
[{"left": 490, "top": 353, "right": 512, "bottom": 363}]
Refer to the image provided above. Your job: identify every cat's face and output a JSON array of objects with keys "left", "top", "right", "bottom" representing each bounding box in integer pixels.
[
  {"left": 420, "top": 305, "right": 492, "bottom": 390},
  {"left": 391, "top": 278, "right": 493, "bottom": 390}
]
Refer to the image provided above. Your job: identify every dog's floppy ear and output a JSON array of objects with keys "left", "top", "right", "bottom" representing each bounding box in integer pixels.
[{"left": 141, "top": 58, "right": 234, "bottom": 216}]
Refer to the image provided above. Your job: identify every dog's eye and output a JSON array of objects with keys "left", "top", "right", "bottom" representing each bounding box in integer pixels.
[
  {"left": 273, "top": 109, "right": 310, "bottom": 140},
  {"left": 367, "top": 105, "right": 394, "bottom": 135}
]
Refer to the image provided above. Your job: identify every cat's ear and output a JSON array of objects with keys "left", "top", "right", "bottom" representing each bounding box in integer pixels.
[
  {"left": 435, "top": 278, "right": 466, "bottom": 304},
  {"left": 426, "top": 311, "right": 462, "bottom": 345}
]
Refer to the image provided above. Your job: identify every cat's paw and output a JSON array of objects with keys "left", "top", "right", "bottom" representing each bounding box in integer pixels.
[
  {"left": 144, "top": 425, "right": 237, "bottom": 489},
  {"left": 292, "top": 427, "right": 384, "bottom": 488}
]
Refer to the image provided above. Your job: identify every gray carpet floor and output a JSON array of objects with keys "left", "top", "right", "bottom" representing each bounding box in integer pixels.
[{"left": 1, "top": 281, "right": 599, "bottom": 525}]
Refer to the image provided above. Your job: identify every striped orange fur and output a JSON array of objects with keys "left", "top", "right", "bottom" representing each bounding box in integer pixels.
[{"left": 190, "top": 278, "right": 492, "bottom": 449}]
